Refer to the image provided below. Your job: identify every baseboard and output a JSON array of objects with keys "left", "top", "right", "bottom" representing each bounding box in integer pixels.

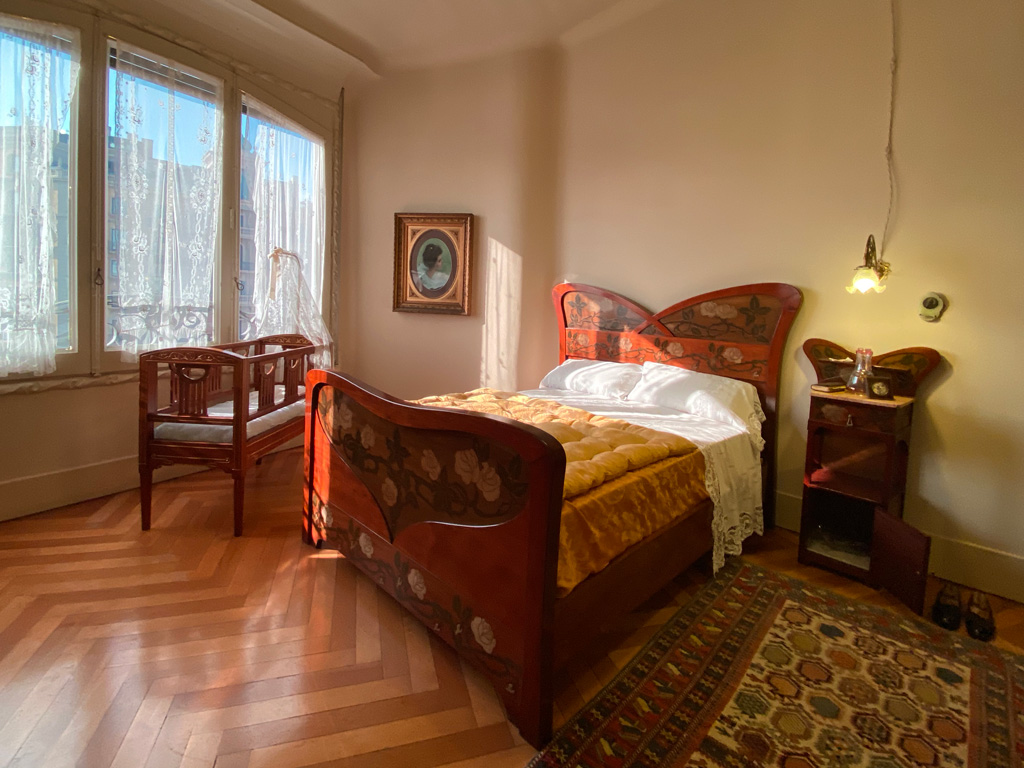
[
  {"left": 774, "top": 490, "right": 802, "bottom": 533},
  {"left": 927, "top": 536, "right": 1024, "bottom": 604},
  {"left": 0, "top": 437, "right": 302, "bottom": 523},
  {"left": 0, "top": 457, "right": 199, "bottom": 523},
  {"left": 772, "top": 490, "right": 1024, "bottom": 603}
]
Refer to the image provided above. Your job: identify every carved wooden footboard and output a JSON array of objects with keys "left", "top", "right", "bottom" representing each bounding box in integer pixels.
[{"left": 303, "top": 369, "right": 566, "bottom": 745}]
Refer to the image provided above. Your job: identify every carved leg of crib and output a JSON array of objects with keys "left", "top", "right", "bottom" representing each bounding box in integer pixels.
[
  {"left": 140, "top": 465, "right": 153, "bottom": 531},
  {"left": 232, "top": 471, "right": 245, "bottom": 537}
]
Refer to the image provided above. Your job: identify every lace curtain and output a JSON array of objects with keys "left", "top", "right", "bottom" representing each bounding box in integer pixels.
[
  {"left": 256, "top": 249, "right": 333, "bottom": 367},
  {"left": 0, "top": 16, "right": 79, "bottom": 377},
  {"left": 107, "top": 41, "right": 223, "bottom": 359},
  {"left": 240, "top": 95, "right": 327, "bottom": 358}
]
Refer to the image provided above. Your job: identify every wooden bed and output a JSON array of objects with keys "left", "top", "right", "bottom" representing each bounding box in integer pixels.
[{"left": 302, "top": 282, "right": 801, "bottom": 747}]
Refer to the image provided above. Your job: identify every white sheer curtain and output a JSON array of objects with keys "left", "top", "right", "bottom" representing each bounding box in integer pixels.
[
  {"left": 0, "top": 16, "right": 79, "bottom": 377},
  {"left": 239, "top": 95, "right": 326, "bottom": 356},
  {"left": 256, "top": 249, "right": 333, "bottom": 367},
  {"left": 107, "top": 41, "right": 223, "bottom": 358}
]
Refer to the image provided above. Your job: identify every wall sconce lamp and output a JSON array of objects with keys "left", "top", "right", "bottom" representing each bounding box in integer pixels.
[
  {"left": 849, "top": 0, "right": 900, "bottom": 296},
  {"left": 846, "top": 234, "right": 891, "bottom": 294}
]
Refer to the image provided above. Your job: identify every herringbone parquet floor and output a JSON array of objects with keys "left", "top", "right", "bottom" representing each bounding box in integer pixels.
[{"left": 1, "top": 447, "right": 1021, "bottom": 767}]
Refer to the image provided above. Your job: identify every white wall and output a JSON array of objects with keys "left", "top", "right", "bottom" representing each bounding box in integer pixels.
[
  {"left": 343, "top": 0, "right": 1024, "bottom": 599},
  {"left": 338, "top": 49, "right": 563, "bottom": 397}
]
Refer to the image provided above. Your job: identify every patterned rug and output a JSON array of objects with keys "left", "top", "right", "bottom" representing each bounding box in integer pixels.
[{"left": 530, "top": 560, "right": 1024, "bottom": 768}]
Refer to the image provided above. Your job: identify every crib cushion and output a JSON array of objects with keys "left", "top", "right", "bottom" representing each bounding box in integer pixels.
[{"left": 153, "top": 386, "right": 305, "bottom": 443}]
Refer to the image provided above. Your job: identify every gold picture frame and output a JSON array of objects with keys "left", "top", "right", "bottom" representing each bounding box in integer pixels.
[{"left": 393, "top": 213, "right": 473, "bottom": 315}]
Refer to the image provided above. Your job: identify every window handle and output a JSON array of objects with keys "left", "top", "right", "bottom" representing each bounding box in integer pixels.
[
  {"left": 94, "top": 268, "right": 104, "bottom": 287},
  {"left": 233, "top": 277, "right": 244, "bottom": 292}
]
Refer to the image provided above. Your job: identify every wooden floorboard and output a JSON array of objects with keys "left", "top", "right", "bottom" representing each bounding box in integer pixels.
[{"left": 0, "top": 447, "right": 1020, "bottom": 767}]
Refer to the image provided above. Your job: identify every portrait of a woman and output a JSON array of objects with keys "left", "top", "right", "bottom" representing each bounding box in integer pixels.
[{"left": 411, "top": 239, "right": 454, "bottom": 297}]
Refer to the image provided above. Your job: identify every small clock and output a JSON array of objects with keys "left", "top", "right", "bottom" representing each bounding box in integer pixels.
[{"left": 867, "top": 375, "right": 894, "bottom": 400}]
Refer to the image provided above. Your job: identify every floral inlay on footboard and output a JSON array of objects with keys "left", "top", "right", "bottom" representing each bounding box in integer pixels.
[
  {"left": 311, "top": 491, "right": 523, "bottom": 698},
  {"left": 315, "top": 385, "right": 531, "bottom": 539}
]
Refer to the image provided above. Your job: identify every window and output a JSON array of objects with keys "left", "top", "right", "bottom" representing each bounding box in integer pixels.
[
  {"left": 239, "top": 94, "right": 325, "bottom": 340},
  {"left": 0, "top": 15, "right": 79, "bottom": 376},
  {"left": 0, "top": 11, "right": 333, "bottom": 379},
  {"left": 105, "top": 41, "right": 223, "bottom": 355}
]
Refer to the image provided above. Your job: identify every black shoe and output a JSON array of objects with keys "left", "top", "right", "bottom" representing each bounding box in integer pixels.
[
  {"left": 931, "top": 582, "right": 961, "bottom": 630},
  {"left": 964, "top": 592, "right": 995, "bottom": 642}
]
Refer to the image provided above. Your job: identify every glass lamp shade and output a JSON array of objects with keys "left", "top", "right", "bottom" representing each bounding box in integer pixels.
[
  {"left": 847, "top": 267, "right": 886, "bottom": 294},
  {"left": 846, "top": 234, "right": 888, "bottom": 293}
]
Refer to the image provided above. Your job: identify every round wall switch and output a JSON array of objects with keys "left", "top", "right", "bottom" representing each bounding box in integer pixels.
[{"left": 919, "top": 292, "right": 947, "bottom": 322}]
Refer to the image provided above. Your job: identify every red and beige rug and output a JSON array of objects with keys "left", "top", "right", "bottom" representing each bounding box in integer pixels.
[{"left": 530, "top": 560, "right": 1024, "bottom": 768}]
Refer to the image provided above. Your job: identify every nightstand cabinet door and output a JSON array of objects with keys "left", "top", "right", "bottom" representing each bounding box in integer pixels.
[{"left": 870, "top": 510, "right": 931, "bottom": 616}]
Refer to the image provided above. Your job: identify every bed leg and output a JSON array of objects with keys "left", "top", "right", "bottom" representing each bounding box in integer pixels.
[
  {"left": 140, "top": 466, "right": 153, "bottom": 531},
  {"left": 232, "top": 471, "right": 245, "bottom": 537},
  {"left": 508, "top": 663, "right": 554, "bottom": 748},
  {"left": 512, "top": 696, "right": 553, "bottom": 750}
]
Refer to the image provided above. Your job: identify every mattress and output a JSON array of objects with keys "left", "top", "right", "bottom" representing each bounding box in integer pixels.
[{"left": 520, "top": 388, "right": 765, "bottom": 580}]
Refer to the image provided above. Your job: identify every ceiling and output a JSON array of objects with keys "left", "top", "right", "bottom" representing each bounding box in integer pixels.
[
  {"left": 102, "top": 0, "right": 655, "bottom": 99},
  {"left": 241, "top": 0, "right": 633, "bottom": 73}
]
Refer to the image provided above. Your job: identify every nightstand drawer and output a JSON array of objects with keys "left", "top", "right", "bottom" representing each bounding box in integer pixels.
[{"left": 810, "top": 398, "right": 909, "bottom": 433}]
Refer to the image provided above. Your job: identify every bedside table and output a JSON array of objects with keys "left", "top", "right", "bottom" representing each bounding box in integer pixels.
[{"left": 799, "top": 339, "right": 942, "bottom": 614}]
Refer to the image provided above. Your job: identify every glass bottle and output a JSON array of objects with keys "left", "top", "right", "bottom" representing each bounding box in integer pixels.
[{"left": 847, "top": 348, "right": 873, "bottom": 394}]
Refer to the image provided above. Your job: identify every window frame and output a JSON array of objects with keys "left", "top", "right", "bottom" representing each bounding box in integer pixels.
[
  {"left": 0, "top": 2, "right": 93, "bottom": 377},
  {"left": 96, "top": 21, "right": 235, "bottom": 373},
  {"left": 0, "top": 1, "right": 335, "bottom": 383}
]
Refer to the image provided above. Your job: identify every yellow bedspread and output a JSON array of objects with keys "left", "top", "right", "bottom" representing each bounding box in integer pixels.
[{"left": 416, "top": 389, "right": 708, "bottom": 593}]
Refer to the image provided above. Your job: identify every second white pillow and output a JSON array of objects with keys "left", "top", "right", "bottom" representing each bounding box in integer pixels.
[{"left": 627, "top": 362, "right": 766, "bottom": 449}]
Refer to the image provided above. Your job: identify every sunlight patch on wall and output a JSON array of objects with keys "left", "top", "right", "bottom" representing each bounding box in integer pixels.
[{"left": 480, "top": 239, "right": 523, "bottom": 390}]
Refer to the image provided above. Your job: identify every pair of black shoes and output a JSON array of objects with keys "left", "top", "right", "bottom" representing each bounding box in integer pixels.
[{"left": 931, "top": 583, "right": 995, "bottom": 641}]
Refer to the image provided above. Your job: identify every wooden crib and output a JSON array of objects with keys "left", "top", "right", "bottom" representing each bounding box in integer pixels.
[{"left": 138, "top": 334, "right": 315, "bottom": 535}]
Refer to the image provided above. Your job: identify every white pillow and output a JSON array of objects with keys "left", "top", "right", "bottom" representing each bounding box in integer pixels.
[
  {"left": 539, "top": 359, "right": 643, "bottom": 400},
  {"left": 627, "top": 362, "right": 766, "bottom": 449}
]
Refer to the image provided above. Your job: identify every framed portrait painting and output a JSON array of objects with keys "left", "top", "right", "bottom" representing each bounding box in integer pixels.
[{"left": 393, "top": 213, "right": 473, "bottom": 315}]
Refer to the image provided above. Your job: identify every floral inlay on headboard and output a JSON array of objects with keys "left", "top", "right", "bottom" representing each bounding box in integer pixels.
[
  {"left": 565, "top": 330, "right": 768, "bottom": 379},
  {"left": 655, "top": 296, "right": 784, "bottom": 345},
  {"left": 564, "top": 292, "right": 648, "bottom": 332},
  {"left": 315, "top": 385, "right": 530, "bottom": 539},
  {"left": 557, "top": 285, "right": 800, "bottom": 384}
]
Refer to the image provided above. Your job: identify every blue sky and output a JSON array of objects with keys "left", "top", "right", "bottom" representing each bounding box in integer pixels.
[
  {"left": 0, "top": 30, "right": 76, "bottom": 133},
  {"left": 107, "top": 68, "right": 218, "bottom": 168}
]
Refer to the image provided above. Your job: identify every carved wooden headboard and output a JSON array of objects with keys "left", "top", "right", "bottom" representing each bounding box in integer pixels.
[{"left": 552, "top": 282, "right": 803, "bottom": 527}]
